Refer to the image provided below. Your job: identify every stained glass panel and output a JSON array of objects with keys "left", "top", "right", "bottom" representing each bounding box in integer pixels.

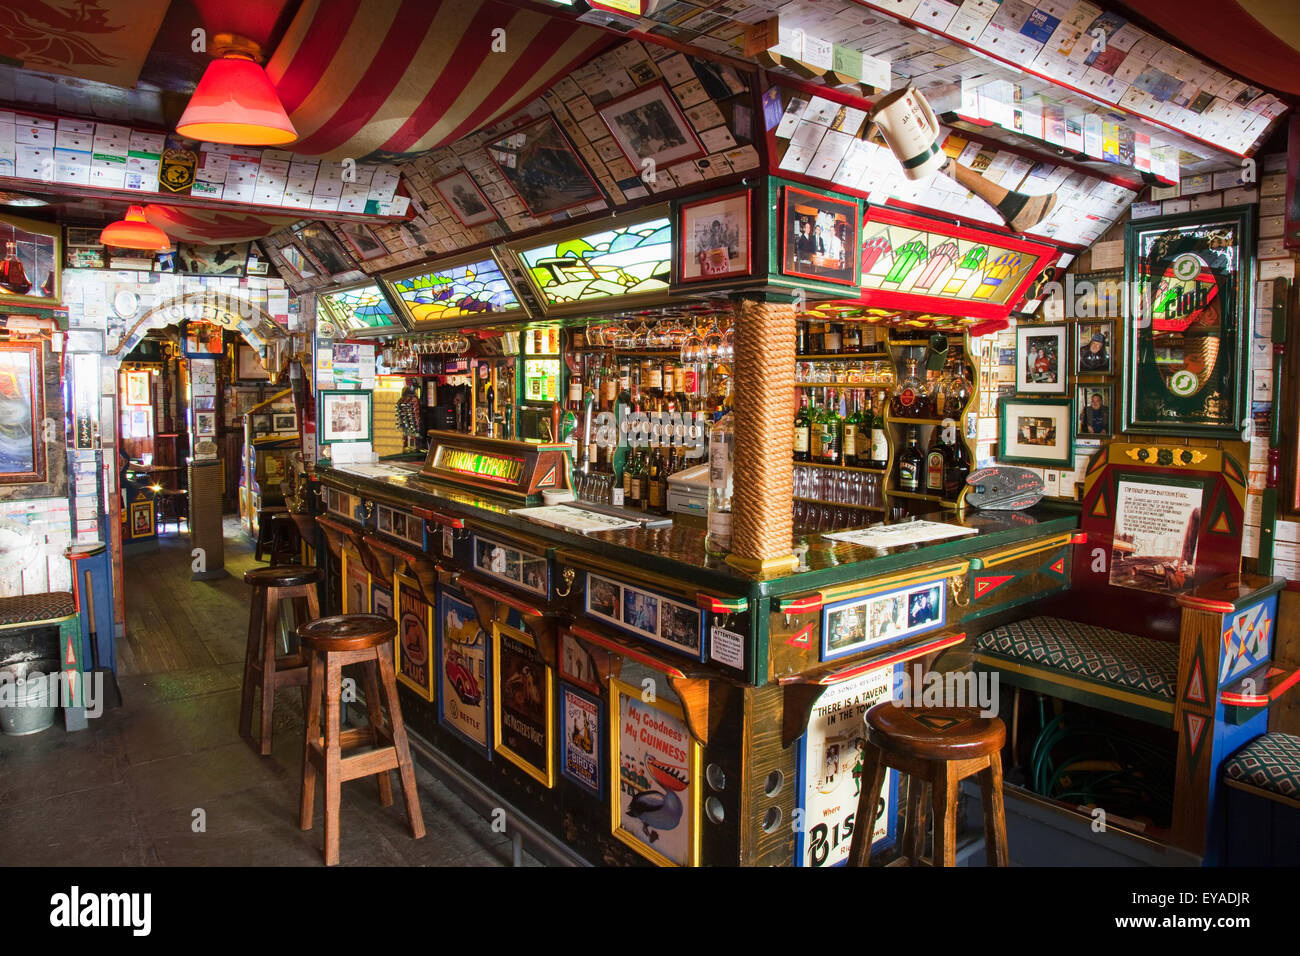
[
  {"left": 859, "top": 219, "right": 1035, "bottom": 307},
  {"left": 386, "top": 257, "right": 522, "bottom": 327},
  {"left": 516, "top": 217, "right": 672, "bottom": 309},
  {"left": 318, "top": 283, "right": 401, "bottom": 333}
]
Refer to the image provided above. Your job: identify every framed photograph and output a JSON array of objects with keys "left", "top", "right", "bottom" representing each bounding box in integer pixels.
[
  {"left": 1108, "top": 475, "right": 1206, "bottom": 594},
  {"left": 584, "top": 572, "right": 705, "bottom": 661},
  {"left": 293, "top": 222, "right": 355, "bottom": 277},
  {"left": 795, "top": 667, "right": 898, "bottom": 866},
  {"left": 437, "top": 585, "right": 491, "bottom": 757},
  {"left": 395, "top": 570, "right": 435, "bottom": 701},
  {"left": 272, "top": 412, "right": 297, "bottom": 432},
  {"left": 558, "top": 629, "right": 602, "bottom": 694},
  {"left": 434, "top": 171, "right": 497, "bottom": 227},
  {"left": 0, "top": 342, "right": 46, "bottom": 484},
  {"left": 1076, "top": 384, "right": 1113, "bottom": 437},
  {"left": 251, "top": 413, "right": 272, "bottom": 438},
  {"left": 597, "top": 81, "right": 704, "bottom": 171},
  {"left": 334, "top": 221, "right": 387, "bottom": 261},
  {"left": 194, "top": 411, "right": 216, "bottom": 437},
  {"left": 821, "top": 580, "right": 946, "bottom": 663},
  {"left": 781, "top": 186, "right": 859, "bottom": 287},
  {"left": 183, "top": 320, "right": 223, "bottom": 357},
  {"left": 471, "top": 533, "right": 548, "bottom": 596},
  {"left": 560, "top": 682, "right": 604, "bottom": 798},
  {"left": 487, "top": 115, "right": 604, "bottom": 217},
  {"left": 0, "top": 213, "right": 60, "bottom": 307},
  {"left": 1076, "top": 321, "right": 1114, "bottom": 375},
  {"left": 678, "top": 190, "right": 750, "bottom": 282},
  {"left": 175, "top": 242, "right": 249, "bottom": 276},
  {"left": 124, "top": 370, "right": 151, "bottom": 406},
  {"left": 319, "top": 389, "right": 371, "bottom": 444},
  {"left": 998, "top": 397, "right": 1074, "bottom": 467},
  {"left": 64, "top": 226, "right": 102, "bottom": 248},
  {"left": 493, "top": 621, "right": 554, "bottom": 787},
  {"left": 1015, "top": 323, "right": 1068, "bottom": 394},
  {"left": 372, "top": 584, "right": 393, "bottom": 621},
  {"left": 276, "top": 243, "right": 315, "bottom": 281},
  {"left": 610, "top": 678, "right": 700, "bottom": 867},
  {"left": 128, "top": 498, "right": 154, "bottom": 539},
  {"left": 245, "top": 258, "right": 269, "bottom": 276},
  {"left": 1123, "top": 207, "right": 1253, "bottom": 438}
]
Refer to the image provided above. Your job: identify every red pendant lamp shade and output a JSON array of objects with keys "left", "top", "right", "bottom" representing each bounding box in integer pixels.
[
  {"left": 100, "top": 206, "right": 171, "bottom": 250},
  {"left": 176, "top": 35, "right": 297, "bottom": 146}
]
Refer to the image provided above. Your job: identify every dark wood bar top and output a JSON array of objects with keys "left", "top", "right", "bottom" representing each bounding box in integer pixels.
[{"left": 313, "top": 460, "right": 1081, "bottom": 599}]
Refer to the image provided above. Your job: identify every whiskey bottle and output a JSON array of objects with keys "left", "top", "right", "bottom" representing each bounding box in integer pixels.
[
  {"left": 842, "top": 391, "right": 859, "bottom": 468},
  {"left": 890, "top": 358, "right": 929, "bottom": 420},
  {"left": 794, "top": 393, "right": 811, "bottom": 463},
  {"left": 924, "top": 428, "right": 947, "bottom": 496},
  {"left": 869, "top": 391, "right": 889, "bottom": 470},
  {"left": 897, "top": 427, "right": 923, "bottom": 493}
]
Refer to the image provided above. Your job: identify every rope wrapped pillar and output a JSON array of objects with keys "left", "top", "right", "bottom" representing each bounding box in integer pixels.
[{"left": 729, "top": 297, "right": 797, "bottom": 573}]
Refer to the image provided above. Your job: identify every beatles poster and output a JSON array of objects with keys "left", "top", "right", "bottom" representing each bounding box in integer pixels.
[
  {"left": 612, "top": 681, "right": 698, "bottom": 866},
  {"left": 560, "top": 683, "right": 603, "bottom": 796},
  {"left": 395, "top": 572, "right": 434, "bottom": 700},
  {"left": 437, "top": 587, "right": 490, "bottom": 755},
  {"left": 797, "top": 667, "right": 896, "bottom": 867},
  {"left": 493, "top": 623, "right": 553, "bottom": 785}
]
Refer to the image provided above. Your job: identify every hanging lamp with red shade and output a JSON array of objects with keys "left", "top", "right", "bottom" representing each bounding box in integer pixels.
[
  {"left": 176, "top": 33, "right": 297, "bottom": 147},
  {"left": 100, "top": 206, "right": 171, "bottom": 251}
]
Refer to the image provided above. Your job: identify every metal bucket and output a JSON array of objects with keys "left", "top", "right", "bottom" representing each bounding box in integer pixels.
[{"left": 0, "top": 667, "right": 56, "bottom": 736}]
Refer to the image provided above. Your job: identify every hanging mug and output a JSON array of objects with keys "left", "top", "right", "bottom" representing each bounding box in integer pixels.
[{"left": 867, "top": 85, "right": 947, "bottom": 181}]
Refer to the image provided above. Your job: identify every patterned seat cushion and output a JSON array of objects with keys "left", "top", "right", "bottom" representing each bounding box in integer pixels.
[
  {"left": 975, "top": 616, "right": 1177, "bottom": 701},
  {"left": 0, "top": 592, "right": 75, "bottom": 626},
  {"left": 1224, "top": 733, "right": 1300, "bottom": 799}
]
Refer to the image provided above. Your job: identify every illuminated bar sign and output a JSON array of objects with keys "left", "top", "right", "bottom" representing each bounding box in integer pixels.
[
  {"left": 383, "top": 251, "right": 527, "bottom": 330},
  {"left": 508, "top": 207, "right": 672, "bottom": 316},
  {"left": 857, "top": 206, "right": 1055, "bottom": 321},
  {"left": 317, "top": 281, "right": 404, "bottom": 337},
  {"left": 434, "top": 447, "right": 526, "bottom": 485}
]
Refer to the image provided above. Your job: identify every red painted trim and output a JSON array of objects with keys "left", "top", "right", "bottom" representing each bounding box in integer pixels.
[
  {"left": 568, "top": 622, "right": 688, "bottom": 678},
  {"left": 1070, "top": 532, "right": 1088, "bottom": 544},
  {"left": 411, "top": 506, "right": 464, "bottom": 529},
  {"left": 778, "top": 594, "right": 825, "bottom": 614},
  {"left": 360, "top": 533, "right": 420, "bottom": 562},
  {"left": 695, "top": 593, "right": 748, "bottom": 613},
  {"left": 778, "top": 632, "right": 966, "bottom": 686},
  {"left": 1177, "top": 596, "right": 1238, "bottom": 614},
  {"left": 1221, "top": 666, "right": 1300, "bottom": 706},
  {"left": 456, "top": 575, "right": 549, "bottom": 618}
]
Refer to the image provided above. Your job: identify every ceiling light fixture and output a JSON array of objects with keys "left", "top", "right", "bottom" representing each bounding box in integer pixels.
[
  {"left": 175, "top": 33, "right": 297, "bottom": 146},
  {"left": 100, "top": 206, "right": 171, "bottom": 250},
  {"left": 0, "top": 192, "right": 48, "bottom": 208}
]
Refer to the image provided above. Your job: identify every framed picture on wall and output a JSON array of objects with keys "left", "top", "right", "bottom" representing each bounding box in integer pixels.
[
  {"left": 1015, "top": 324, "right": 1068, "bottom": 394},
  {"left": 1123, "top": 207, "right": 1253, "bottom": 438},
  {"left": 319, "top": 389, "right": 372, "bottom": 444},
  {"left": 998, "top": 397, "right": 1074, "bottom": 467},
  {"left": 597, "top": 82, "right": 705, "bottom": 171},
  {"left": 433, "top": 171, "right": 497, "bottom": 227},
  {"left": 678, "top": 190, "right": 750, "bottom": 282},
  {"left": 780, "top": 187, "right": 859, "bottom": 287},
  {"left": 486, "top": 115, "right": 604, "bottom": 218},
  {"left": 1076, "top": 321, "right": 1114, "bottom": 375},
  {"left": 183, "top": 321, "right": 223, "bottom": 357},
  {"left": 334, "top": 221, "right": 387, "bottom": 261},
  {"left": 559, "top": 682, "right": 604, "bottom": 798},
  {"left": 0, "top": 214, "right": 61, "bottom": 307},
  {"left": 1076, "top": 384, "right": 1113, "bottom": 437},
  {"left": 237, "top": 344, "right": 270, "bottom": 381},
  {"left": 272, "top": 412, "right": 297, "bottom": 432},
  {"left": 175, "top": 242, "right": 249, "bottom": 276},
  {"left": 0, "top": 342, "right": 46, "bottom": 484},
  {"left": 194, "top": 411, "right": 216, "bottom": 437},
  {"left": 293, "top": 222, "right": 355, "bottom": 277},
  {"left": 395, "top": 570, "right": 434, "bottom": 701},
  {"left": 492, "top": 621, "right": 554, "bottom": 787},
  {"left": 275, "top": 243, "right": 315, "bottom": 281},
  {"left": 124, "top": 370, "right": 151, "bottom": 406},
  {"left": 437, "top": 585, "right": 491, "bottom": 758},
  {"left": 129, "top": 498, "right": 154, "bottom": 539}
]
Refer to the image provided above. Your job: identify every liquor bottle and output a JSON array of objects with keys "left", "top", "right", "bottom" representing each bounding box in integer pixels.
[
  {"left": 941, "top": 355, "right": 973, "bottom": 420},
  {"left": 890, "top": 358, "right": 929, "bottom": 419},
  {"left": 820, "top": 390, "right": 841, "bottom": 466},
  {"left": 843, "top": 322, "right": 861, "bottom": 354},
  {"left": 897, "top": 427, "right": 923, "bottom": 493},
  {"left": 706, "top": 410, "right": 734, "bottom": 555},
  {"left": 646, "top": 445, "right": 664, "bottom": 514},
  {"left": 924, "top": 428, "right": 947, "bottom": 496},
  {"left": 657, "top": 445, "right": 676, "bottom": 516},
  {"left": 869, "top": 391, "right": 889, "bottom": 470},
  {"left": 862, "top": 322, "right": 877, "bottom": 352},
  {"left": 794, "top": 393, "right": 811, "bottom": 462},
  {"left": 809, "top": 321, "right": 825, "bottom": 355},
  {"left": 842, "top": 391, "right": 859, "bottom": 468},
  {"left": 823, "top": 323, "right": 842, "bottom": 355},
  {"left": 944, "top": 436, "right": 971, "bottom": 502},
  {"left": 796, "top": 321, "right": 809, "bottom": 356},
  {"left": 644, "top": 359, "right": 664, "bottom": 406},
  {"left": 622, "top": 447, "right": 634, "bottom": 504},
  {"left": 809, "top": 390, "right": 825, "bottom": 463},
  {"left": 627, "top": 447, "right": 643, "bottom": 509},
  {"left": 618, "top": 363, "right": 632, "bottom": 406}
]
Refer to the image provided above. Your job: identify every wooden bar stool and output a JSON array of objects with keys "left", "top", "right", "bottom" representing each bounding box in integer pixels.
[
  {"left": 847, "top": 704, "right": 1008, "bottom": 867},
  {"left": 297, "top": 614, "right": 426, "bottom": 866},
  {"left": 268, "top": 512, "right": 302, "bottom": 567},
  {"left": 238, "top": 565, "right": 322, "bottom": 756}
]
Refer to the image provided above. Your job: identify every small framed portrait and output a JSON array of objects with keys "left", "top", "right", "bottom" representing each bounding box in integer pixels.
[
  {"left": 781, "top": 186, "right": 859, "bottom": 287},
  {"left": 251, "top": 413, "right": 272, "bottom": 438},
  {"left": 558, "top": 629, "right": 602, "bottom": 694},
  {"left": 334, "top": 220, "right": 387, "bottom": 261},
  {"left": 175, "top": 241, "right": 249, "bottom": 276},
  {"left": 124, "top": 370, "right": 151, "bottom": 406},
  {"left": 272, "top": 412, "right": 297, "bottom": 432},
  {"left": 1076, "top": 384, "right": 1113, "bottom": 437},
  {"left": 1076, "top": 321, "right": 1114, "bottom": 375},
  {"left": 560, "top": 682, "right": 605, "bottom": 798},
  {"left": 998, "top": 397, "right": 1074, "bottom": 467},
  {"left": 487, "top": 115, "right": 604, "bottom": 218},
  {"left": 1015, "top": 323, "right": 1068, "bottom": 394},
  {"left": 292, "top": 222, "right": 355, "bottom": 277},
  {"left": 678, "top": 190, "right": 750, "bottom": 282},
  {"left": 276, "top": 243, "right": 316, "bottom": 281},
  {"left": 237, "top": 344, "right": 270, "bottom": 381},
  {"left": 194, "top": 411, "right": 216, "bottom": 437},
  {"left": 597, "top": 81, "right": 704, "bottom": 171},
  {"left": 319, "top": 389, "right": 372, "bottom": 444},
  {"left": 493, "top": 622, "right": 554, "bottom": 787},
  {"left": 183, "top": 320, "right": 223, "bottom": 357},
  {"left": 434, "top": 171, "right": 497, "bottom": 227},
  {"left": 129, "top": 498, "right": 154, "bottom": 539}
]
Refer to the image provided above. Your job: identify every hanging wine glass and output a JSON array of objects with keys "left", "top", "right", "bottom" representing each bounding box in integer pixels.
[
  {"left": 703, "top": 316, "right": 724, "bottom": 364},
  {"left": 613, "top": 317, "right": 637, "bottom": 351},
  {"left": 631, "top": 318, "right": 652, "bottom": 350},
  {"left": 681, "top": 320, "right": 705, "bottom": 365},
  {"left": 720, "top": 317, "right": 735, "bottom": 364}
]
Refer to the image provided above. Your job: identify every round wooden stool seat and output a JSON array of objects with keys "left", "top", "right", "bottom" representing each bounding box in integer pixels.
[
  {"left": 244, "top": 564, "right": 323, "bottom": 589},
  {"left": 866, "top": 705, "right": 1006, "bottom": 761},
  {"left": 298, "top": 614, "right": 397, "bottom": 652}
]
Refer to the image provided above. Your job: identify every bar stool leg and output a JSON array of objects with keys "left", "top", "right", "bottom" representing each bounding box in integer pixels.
[
  {"left": 238, "top": 590, "right": 265, "bottom": 741},
  {"left": 978, "top": 753, "right": 1009, "bottom": 866},
  {"left": 322, "top": 656, "right": 344, "bottom": 865},
  {"left": 932, "top": 763, "right": 959, "bottom": 867},
  {"left": 846, "top": 745, "right": 886, "bottom": 867},
  {"left": 362, "top": 658, "right": 394, "bottom": 807},
  {"left": 258, "top": 589, "right": 284, "bottom": 756},
  {"left": 377, "top": 644, "right": 425, "bottom": 840},
  {"left": 300, "top": 649, "right": 323, "bottom": 831},
  {"left": 902, "top": 776, "right": 930, "bottom": 864}
]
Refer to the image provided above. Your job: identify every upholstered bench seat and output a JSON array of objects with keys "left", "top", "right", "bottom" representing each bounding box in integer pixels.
[
  {"left": 973, "top": 616, "right": 1179, "bottom": 725},
  {"left": 0, "top": 592, "right": 76, "bottom": 628},
  {"left": 1224, "top": 733, "right": 1300, "bottom": 803}
]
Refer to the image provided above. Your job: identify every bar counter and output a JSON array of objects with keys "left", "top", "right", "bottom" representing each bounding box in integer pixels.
[{"left": 309, "top": 459, "right": 1081, "bottom": 866}]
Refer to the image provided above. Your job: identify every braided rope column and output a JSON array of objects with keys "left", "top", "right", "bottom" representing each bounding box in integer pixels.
[{"left": 730, "top": 298, "right": 797, "bottom": 571}]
